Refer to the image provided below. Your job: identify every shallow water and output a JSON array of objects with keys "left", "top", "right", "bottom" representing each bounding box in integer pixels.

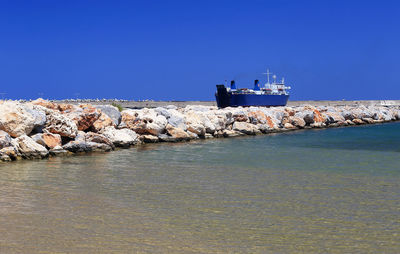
[{"left": 1, "top": 123, "right": 400, "bottom": 253}]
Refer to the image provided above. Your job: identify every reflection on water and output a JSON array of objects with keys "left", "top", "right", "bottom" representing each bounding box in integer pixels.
[{"left": 0, "top": 123, "right": 400, "bottom": 253}]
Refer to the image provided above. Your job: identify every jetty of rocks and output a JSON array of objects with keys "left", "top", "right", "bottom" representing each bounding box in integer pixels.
[{"left": 0, "top": 98, "right": 399, "bottom": 162}]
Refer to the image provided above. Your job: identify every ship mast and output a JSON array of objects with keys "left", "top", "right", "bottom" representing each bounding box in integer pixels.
[{"left": 263, "top": 69, "right": 272, "bottom": 85}]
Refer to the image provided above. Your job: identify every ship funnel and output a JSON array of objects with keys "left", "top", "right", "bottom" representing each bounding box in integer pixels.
[
  {"left": 230, "top": 80, "right": 236, "bottom": 90},
  {"left": 254, "top": 79, "right": 260, "bottom": 91}
]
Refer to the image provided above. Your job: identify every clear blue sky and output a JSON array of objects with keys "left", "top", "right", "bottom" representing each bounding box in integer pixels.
[{"left": 0, "top": 0, "right": 399, "bottom": 101}]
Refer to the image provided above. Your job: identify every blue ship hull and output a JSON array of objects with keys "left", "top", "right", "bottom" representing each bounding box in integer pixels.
[{"left": 215, "top": 85, "right": 289, "bottom": 108}]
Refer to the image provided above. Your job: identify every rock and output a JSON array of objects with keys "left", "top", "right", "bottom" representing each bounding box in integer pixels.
[
  {"left": 65, "top": 104, "right": 101, "bottom": 131},
  {"left": 101, "top": 126, "right": 139, "bottom": 147},
  {"left": 222, "top": 129, "right": 243, "bottom": 137},
  {"left": 95, "top": 105, "right": 122, "bottom": 126},
  {"left": 84, "top": 132, "right": 115, "bottom": 149},
  {"left": 120, "top": 109, "right": 167, "bottom": 135},
  {"left": 165, "top": 124, "right": 190, "bottom": 141},
  {"left": 248, "top": 111, "right": 277, "bottom": 129},
  {"left": 31, "top": 98, "right": 59, "bottom": 110},
  {"left": 25, "top": 105, "right": 47, "bottom": 133},
  {"left": 352, "top": 119, "right": 364, "bottom": 125},
  {"left": 232, "top": 121, "right": 258, "bottom": 135},
  {"left": 45, "top": 111, "right": 78, "bottom": 138},
  {"left": 324, "top": 112, "right": 345, "bottom": 124},
  {"left": 0, "top": 130, "right": 13, "bottom": 149},
  {"left": 289, "top": 116, "right": 306, "bottom": 128},
  {"left": 15, "top": 135, "right": 49, "bottom": 159},
  {"left": 345, "top": 119, "right": 355, "bottom": 125},
  {"left": 233, "top": 114, "right": 248, "bottom": 122},
  {"left": 158, "top": 134, "right": 179, "bottom": 142},
  {"left": 49, "top": 146, "right": 70, "bottom": 156},
  {"left": 167, "top": 111, "right": 187, "bottom": 130},
  {"left": 0, "top": 153, "right": 11, "bottom": 162},
  {"left": 362, "top": 118, "right": 375, "bottom": 124},
  {"left": 204, "top": 133, "right": 214, "bottom": 139},
  {"left": 62, "top": 141, "right": 90, "bottom": 153},
  {"left": 0, "top": 101, "right": 36, "bottom": 137},
  {"left": 31, "top": 133, "right": 62, "bottom": 149},
  {"left": 0, "top": 146, "right": 20, "bottom": 160},
  {"left": 92, "top": 112, "right": 115, "bottom": 132},
  {"left": 284, "top": 107, "right": 296, "bottom": 116},
  {"left": 284, "top": 123, "right": 296, "bottom": 129},
  {"left": 141, "top": 135, "right": 159, "bottom": 143}
]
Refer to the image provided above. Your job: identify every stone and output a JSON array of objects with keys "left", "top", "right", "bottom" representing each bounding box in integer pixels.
[
  {"left": 352, "top": 119, "right": 364, "bottom": 125},
  {"left": 232, "top": 121, "right": 258, "bottom": 135},
  {"left": 101, "top": 126, "right": 139, "bottom": 147},
  {"left": 45, "top": 111, "right": 78, "bottom": 138},
  {"left": 92, "top": 112, "right": 115, "bottom": 132},
  {"left": 120, "top": 109, "right": 167, "bottom": 135},
  {"left": 31, "top": 98, "right": 59, "bottom": 110},
  {"left": 25, "top": 105, "right": 47, "bottom": 133},
  {"left": 0, "top": 130, "right": 13, "bottom": 149},
  {"left": 0, "top": 146, "right": 20, "bottom": 160},
  {"left": 233, "top": 114, "right": 248, "bottom": 122},
  {"left": 222, "top": 129, "right": 243, "bottom": 137},
  {"left": 284, "top": 123, "right": 296, "bottom": 129},
  {"left": 62, "top": 141, "right": 90, "bottom": 153},
  {"left": 65, "top": 104, "right": 101, "bottom": 131},
  {"left": 31, "top": 133, "right": 62, "bottom": 149},
  {"left": 141, "top": 135, "right": 159, "bottom": 143},
  {"left": 15, "top": 135, "right": 49, "bottom": 159},
  {"left": 289, "top": 116, "right": 306, "bottom": 128},
  {"left": 95, "top": 105, "right": 122, "bottom": 126},
  {"left": 49, "top": 146, "right": 70, "bottom": 156},
  {"left": 0, "top": 101, "right": 36, "bottom": 137},
  {"left": 84, "top": 132, "right": 115, "bottom": 149},
  {"left": 362, "top": 117, "right": 375, "bottom": 124},
  {"left": 165, "top": 124, "right": 190, "bottom": 141},
  {"left": 324, "top": 112, "right": 345, "bottom": 124}
]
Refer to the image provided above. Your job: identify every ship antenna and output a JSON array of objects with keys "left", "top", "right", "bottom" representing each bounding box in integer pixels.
[{"left": 262, "top": 69, "right": 272, "bottom": 85}]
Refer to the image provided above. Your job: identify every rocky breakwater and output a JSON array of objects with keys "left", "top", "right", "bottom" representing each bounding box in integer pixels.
[{"left": 0, "top": 99, "right": 399, "bottom": 162}]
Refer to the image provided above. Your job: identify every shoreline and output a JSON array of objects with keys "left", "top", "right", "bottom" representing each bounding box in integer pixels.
[{"left": 0, "top": 98, "right": 399, "bottom": 163}]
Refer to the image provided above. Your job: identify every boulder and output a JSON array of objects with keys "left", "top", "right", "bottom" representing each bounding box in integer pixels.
[
  {"left": 31, "top": 133, "right": 62, "bottom": 149},
  {"left": 141, "top": 135, "right": 159, "bottom": 143},
  {"left": 0, "top": 130, "right": 13, "bottom": 149},
  {"left": 44, "top": 111, "right": 78, "bottom": 138},
  {"left": 284, "top": 123, "right": 296, "bottom": 129},
  {"left": 49, "top": 146, "right": 70, "bottom": 156},
  {"left": 120, "top": 109, "right": 167, "bottom": 135},
  {"left": 92, "top": 112, "right": 115, "bottom": 132},
  {"left": 15, "top": 135, "right": 49, "bottom": 159},
  {"left": 62, "top": 141, "right": 90, "bottom": 153},
  {"left": 65, "top": 104, "right": 101, "bottom": 131},
  {"left": 222, "top": 129, "right": 243, "bottom": 137},
  {"left": 289, "top": 116, "right": 306, "bottom": 128},
  {"left": 101, "top": 126, "right": 139, "bottom": 147},
  {"left": 352, "top": 119, "right": 364, "bottom": 125},
  {"left": 84, "top": 132, "right": 115, "bottom": 149},
  {"left": 25, "top": 105, "right": 47, "bottom": 133},
  {"left": 232, "top": 122, "right": 258, "bottom": 135},
  {"left": 0, "top": 146, "right": 20, "bottom": 160},
  {"left": 324, "top": 112, "right": 345, "bottom": 124},
  {"left": 31, "top": 98, "right": 59, "bottom": 110},
  {"left": 95, "top": 105, "right": 122, "bottom": 126},
  {"left": 165, "top": 124, "right": 190, "bottom": 141},
  {"left": 0, "top": 101, "right": 36, "bottom": 137}
]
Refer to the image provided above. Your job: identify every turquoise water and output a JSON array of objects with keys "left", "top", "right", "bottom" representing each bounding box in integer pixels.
[{"left": 1, "top": 123, "right": 400, "bottom": 253}]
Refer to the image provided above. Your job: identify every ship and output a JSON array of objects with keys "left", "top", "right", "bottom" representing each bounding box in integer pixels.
[{"left": 215, "top": 69, "right": 291, "bottom": 108}]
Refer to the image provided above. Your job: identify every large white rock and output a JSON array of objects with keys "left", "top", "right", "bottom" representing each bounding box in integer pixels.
[
  {"left": 101, "top": 126, "right": 139, "bottom": 147},
  {"left": 0, "top": 101, "right": 36, "bottom": 137},
  {"left": 15, "top": 135, "right": 49, "bottom": 159},
  {"left": 44, "top": 110, "right": 78, "bottom": 138}
]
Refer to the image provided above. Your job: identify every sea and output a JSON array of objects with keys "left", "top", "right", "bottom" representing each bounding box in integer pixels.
[{"left": 1, "top": 122, "right": 399, "bottom": 253}]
